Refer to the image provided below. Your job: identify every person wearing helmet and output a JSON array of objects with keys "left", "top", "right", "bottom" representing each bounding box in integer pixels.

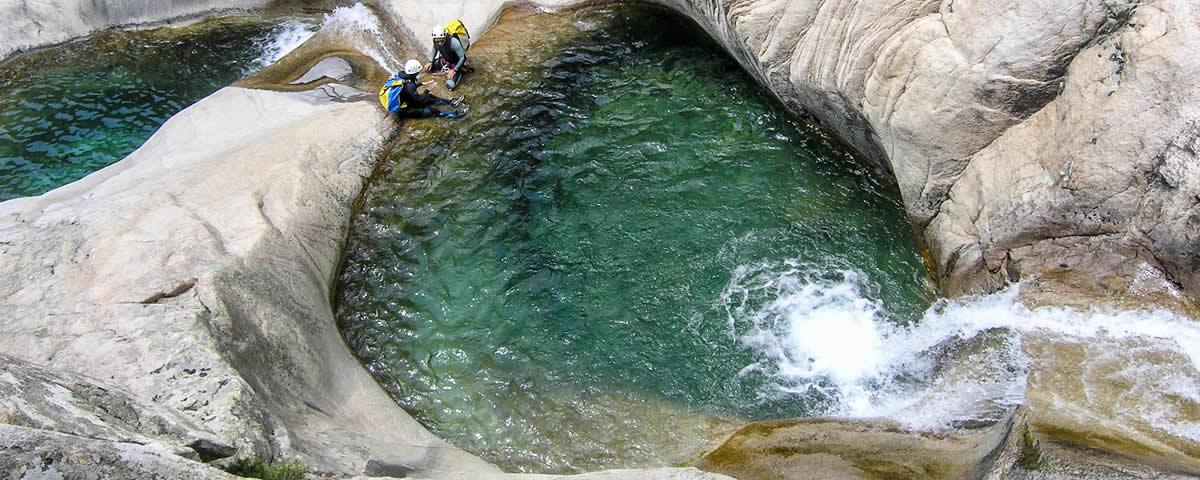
[
  {"left": 427, "top": 26, "right": 469, "bottom": 90},
  {"left": 379, "top": 59, "right": 466, "bottom": 118}
]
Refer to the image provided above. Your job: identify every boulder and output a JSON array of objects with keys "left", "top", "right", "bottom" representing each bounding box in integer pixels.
[{"left": 695, "top": 413, "right": 1019, "bottom": 480}]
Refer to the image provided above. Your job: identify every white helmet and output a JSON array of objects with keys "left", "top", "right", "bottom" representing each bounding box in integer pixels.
[
  {"left": 404, "top": 59, "right": 422, "bottom": 75},
  {"left": 431, "top": 26, "right": 447, "bottom": 39}
]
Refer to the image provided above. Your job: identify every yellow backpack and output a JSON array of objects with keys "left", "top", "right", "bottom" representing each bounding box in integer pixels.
[{"left": 443, "top": 19, "right": 471, "bottom": 50}]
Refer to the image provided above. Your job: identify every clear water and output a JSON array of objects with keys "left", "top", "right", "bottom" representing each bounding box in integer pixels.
[
  {"left": 336, "top": 5, "right": 932, "bottom": 473},
  {"left": 0, "top": 17, "right": 315, "bottom": 202}
]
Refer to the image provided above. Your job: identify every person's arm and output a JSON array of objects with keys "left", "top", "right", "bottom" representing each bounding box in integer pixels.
[
  {"left": 429, "top": 44, "right": 439, "bottom": 62},
  {"left": 450, "top": 38, "right": 466, "bottom": 71},
  {"left": 403, "top": 81, "right": 431, "bottom": 106}
]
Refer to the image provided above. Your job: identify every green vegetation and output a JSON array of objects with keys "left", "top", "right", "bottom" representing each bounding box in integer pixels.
[
  {"left": 222, "top": 457, "right": 306, "bottom": 480},
  {"left": 1017, "top": 424, "right": 1045, "bottom": 470}
]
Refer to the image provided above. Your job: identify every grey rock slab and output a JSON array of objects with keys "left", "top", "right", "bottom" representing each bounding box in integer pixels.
[
  {"left": 291, "top": 56, "right": 355, "bottom": 85},
  {"left": 0, "top": 84, "right": 493, "bottom": 475},
  {"left": 0, "top": 352, "right": 231, "bottom": 462},
  {"left": 925, "top": 0, "right": 1200, "bottom": 298},
  {"left": 0, "top": 423, "right": 238, "bottom": 480}
]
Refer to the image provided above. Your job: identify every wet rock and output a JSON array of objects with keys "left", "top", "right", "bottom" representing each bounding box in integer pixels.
[
  {"left": 696, "top": 413, "right": 1019, "bottom": 480},
  {"left": 1023, "top": 335, "right": 1200, "bottom": 474}
]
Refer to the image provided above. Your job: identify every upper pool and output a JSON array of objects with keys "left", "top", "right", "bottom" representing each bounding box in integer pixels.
[
  {"left": 336, "top": 4, "right": 932, "bottom": 474},
  {"left": 0, "top": 16, "right": 316, "bottom": 202}
]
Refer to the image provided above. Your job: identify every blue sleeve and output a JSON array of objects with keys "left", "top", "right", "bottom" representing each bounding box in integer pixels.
[{"left": 451, "top": 38, "right": 466, "bottom": 70}]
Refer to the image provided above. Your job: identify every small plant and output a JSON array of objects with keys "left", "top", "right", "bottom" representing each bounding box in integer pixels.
[
  {"left": 1017, "top": 424, "right": 1045, "bottom": 470},
  {"left": 223, "top": 457, "right": 306, "bottom": 480}
]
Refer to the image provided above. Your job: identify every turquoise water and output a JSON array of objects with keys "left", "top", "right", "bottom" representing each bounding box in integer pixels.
[
  {"left": 337, "top": 5, "right": 932, "bottom": 473},
  {"left": 0, "top": 18, "right": 312, "bottom": 201}
]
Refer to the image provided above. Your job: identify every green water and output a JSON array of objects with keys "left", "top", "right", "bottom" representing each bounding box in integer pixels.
[
  {"left": 337, "top": 5, "right": 931, "bottom": 473},
  {"left": 0, "top": 17, "right": 313, "bottom": 202}
]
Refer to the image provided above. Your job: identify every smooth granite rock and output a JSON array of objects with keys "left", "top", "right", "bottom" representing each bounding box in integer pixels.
[{"left": 0, "top": 84, "right": 493, "bottom": 476}]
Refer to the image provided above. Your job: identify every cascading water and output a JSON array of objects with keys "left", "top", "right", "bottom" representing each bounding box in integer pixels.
[
  {"left": 251, "top": 20, "right": 319, "bottom": 70},
  {"left": 726, "top": 265, "right": 1200, "bottom": 454},
  {"left": 0, "top": 16, "right": 318, "bottom": 201},
  {"left": 318, "top": 3, "right": 398, "bottom": 72}
]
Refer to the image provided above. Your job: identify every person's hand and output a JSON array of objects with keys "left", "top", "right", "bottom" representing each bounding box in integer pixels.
[
  {"left": 424, "top": 62, "right": 433, "bottom": 72},
  {"left": 421, "top": 80, "right": 435, "bottom": 86},
  {"left": 446, "top": 68, "right": 457, "bottom": 77}
]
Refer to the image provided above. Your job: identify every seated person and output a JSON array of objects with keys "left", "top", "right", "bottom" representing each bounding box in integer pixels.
[
  {"left": 428, "top": 26, "right": 470, "bottom": 90},
  {"left": 379, "top": 59, "right": 465, "bottom": 118}
]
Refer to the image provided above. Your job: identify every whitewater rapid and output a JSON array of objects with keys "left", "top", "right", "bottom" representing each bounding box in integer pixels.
[
  {"left": 722, "top": 259, "right": 1200, "bottom": 438},
  {"left": 318, "top": 3, "right": 399, "bottom": 72},
  {"left": 251, "top": 20, "right": 318, "bottom": 69}
]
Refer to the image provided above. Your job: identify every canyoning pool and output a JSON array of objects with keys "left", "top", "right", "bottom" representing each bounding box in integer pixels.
[
  {"left": 336, "top": 5, "right": 933, "bottom": 472},
  {"left": 0, "top": 16, "right": 317, "bottom": 201}
]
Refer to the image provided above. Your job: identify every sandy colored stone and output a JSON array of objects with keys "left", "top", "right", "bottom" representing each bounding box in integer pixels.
[{"left": 696, "top": 414, "right": 1018, "bottom": 480}]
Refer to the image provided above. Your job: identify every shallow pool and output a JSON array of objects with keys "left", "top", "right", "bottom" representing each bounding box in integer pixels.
[
  {"left": 0, "top": 17, "right": 315, "bottom": 201},
  {"left": 337, "top": 4, "right": 931, "bottom": 473}
]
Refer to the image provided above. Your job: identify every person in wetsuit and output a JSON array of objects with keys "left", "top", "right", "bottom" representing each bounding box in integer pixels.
[
  {"left": 427, "top": 26, "right": 469, "bottom": 90},
  {"left": 379, "top": 59, "right": 466, "bottom": 119}
]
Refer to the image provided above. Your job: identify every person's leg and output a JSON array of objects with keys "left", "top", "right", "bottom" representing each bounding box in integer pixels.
[
  {"left": 446, "top": 69, "right": 463, "bottom": 90},
  {"left": 394, "top": 107, "right": 437, "bottom": 119},
  {"left": 396, "top": 106, "right": 461, "bottom": 119}
]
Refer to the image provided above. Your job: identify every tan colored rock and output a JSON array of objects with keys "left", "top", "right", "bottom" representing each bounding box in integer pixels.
[{"left": 696, "top": 414, "right": 1018, "bottom": 480}]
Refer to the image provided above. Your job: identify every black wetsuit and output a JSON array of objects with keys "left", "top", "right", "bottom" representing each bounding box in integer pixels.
[{"left": 394, "top": 74, "right": 456, "bottom": 118}]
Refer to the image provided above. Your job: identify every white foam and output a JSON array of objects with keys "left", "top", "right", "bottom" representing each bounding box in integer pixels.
[
  {"left": 720, "top": 259, "right": 1200, "bottom": 431},
  {"left": 319, "top": 3, "right": 398, "bottom": 72},
  {"left": 322, "top": 3, "right": 383, "bottom": 35},
  {"left": 256, "top": 20, "right": 317, "bottom": 69}
]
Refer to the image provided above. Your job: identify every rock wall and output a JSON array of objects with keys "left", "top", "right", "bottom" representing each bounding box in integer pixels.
[{"left": 634, "top": 0, "right": 1200, "bottom": 301}]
